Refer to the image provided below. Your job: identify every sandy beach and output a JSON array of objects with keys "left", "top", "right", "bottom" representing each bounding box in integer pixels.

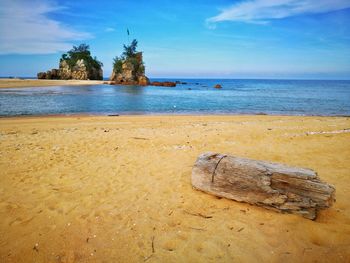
[
  {"left": 0, "top": 79, "right": 107, "bottom": 88},
  {"left": 0, "top": 115, "right": 350, "bottom": 262}
]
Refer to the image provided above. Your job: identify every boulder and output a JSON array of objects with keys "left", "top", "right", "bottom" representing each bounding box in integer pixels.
[
  {"left": 58, "top": 60, "right": 72, "bottom": 80},
  {"left": 37, "top": 72, "right": 46, "bottom": 79},
  {"left": 150, "top": 81, "right": 176, "bottom": 87},
  {"left": 45, "top": 70, "right": 52, "bottom": 79},
  {"left": 71, "top": 59, "right": 88, "bottom": 80},
  {"left": 90, "top": 67, "right": 103, "bottom": 80},
  {"left": 163, "top": 81, "right": 176, "bottom": 87},
  {"left": 138, "top": 76, "right": 150, "bottom": 86},
  {"left": 50, "top": 69, "right": 59, "bottom": 79},
  {"left": 151, "top": 81, "right": 164, "bottom": 86}
]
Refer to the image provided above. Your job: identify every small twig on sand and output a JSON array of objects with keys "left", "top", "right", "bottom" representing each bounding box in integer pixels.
[
  {"left": 151, "top": 236, "right": 155, "bottom": 253},
  {"left": 188, "top": 227, "right": 206, "bottom": 231},
  {"left": 132, "top": 137, "right": 149, "bottom": 140},
  {"left": 237, "top": 227, "right": 244, "bottom": 232},
  {"left": 144, "top": 254, "right": 153, "bottom": 262},
  {"left": 184, "top": 210, "right": 213, "bottom": 219},
  {"left": 144, "top": 236, "right": 155, "bottom": 261}
]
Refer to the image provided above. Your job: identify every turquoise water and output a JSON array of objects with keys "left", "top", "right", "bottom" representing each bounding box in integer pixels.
[{"left": 0, "top": 79, "right": 349, "bottom": 116}]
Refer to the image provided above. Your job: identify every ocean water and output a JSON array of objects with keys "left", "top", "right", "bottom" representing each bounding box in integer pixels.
[{"left": 0, "top": 79, "right": 349, "bottom": 116}]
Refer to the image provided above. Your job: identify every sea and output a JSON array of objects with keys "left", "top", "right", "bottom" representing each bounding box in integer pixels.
[{"left": 0, "top": 79, "right": 350, "bottom": 116}]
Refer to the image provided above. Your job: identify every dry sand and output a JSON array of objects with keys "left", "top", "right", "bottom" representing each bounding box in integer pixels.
[
  {"left": 0, "top": 79, "right": 107, "bottom": 88},
  {"left": 0, "top": 115, "right": 349, "bottom": 262}
]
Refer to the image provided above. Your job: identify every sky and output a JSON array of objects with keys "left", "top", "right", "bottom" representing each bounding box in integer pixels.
[{"left": 0, "top": 0, "right": 350, "bottom": 79}]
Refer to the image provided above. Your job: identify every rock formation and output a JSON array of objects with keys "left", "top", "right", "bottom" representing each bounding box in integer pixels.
[
  {"left": 110, "top": 39, "right": 150, "bottom": 86},
  {"left": 58, "top": 59, "right": 103, "bottom": 80},
  {"left": 150, "top": 81, "right": 176, "bottom": 87},
  {"left": 110, "top": 52, "right": 149, "bottom": 85},
  {"left": 37, "top": 44, "right": 103, "bottom": 80}
]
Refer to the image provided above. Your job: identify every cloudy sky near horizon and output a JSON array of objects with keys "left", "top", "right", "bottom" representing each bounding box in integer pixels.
[{"left": 0, "top": 0, "right": 350, "bottom": 79}]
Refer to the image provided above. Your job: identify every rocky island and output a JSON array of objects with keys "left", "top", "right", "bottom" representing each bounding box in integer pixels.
[
  {"left": 37, "top": 44, "right": 103, "bottom": 80},
  {"left": 110, "top": 39, "right": 177, "bottom": 87},
  {"left": 110, "top": 39, "right": 150, "bottom": 86}
]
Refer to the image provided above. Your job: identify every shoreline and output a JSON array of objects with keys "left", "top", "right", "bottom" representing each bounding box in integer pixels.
[
  {"left": 0, "top": 78, "right": 108, "bottom": 88},
  {"left": 1, "top": 112, "right": 350, "bottom": 119}
]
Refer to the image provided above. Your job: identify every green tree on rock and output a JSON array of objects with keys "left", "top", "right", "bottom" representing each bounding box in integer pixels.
[
  {"left": 113, "top": 39, "right": 144, "bottom": 75},
  {"left": 122, "top": 39, "right": 138, "bottom": 58},
  {"left": 60, "top": 44, "right": 103, "bottom": 73}
]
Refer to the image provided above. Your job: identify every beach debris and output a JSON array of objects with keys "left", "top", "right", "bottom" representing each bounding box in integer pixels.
[
  {"left": 33, "top": 243, "right": 39, "bottom": 252},
  {"left": 214, "top": 84, "right": 222, "bottom": 89},
  {"left": 151, "top": 236, "right": 155, "bottom": 253},
  {"left": 132, "top": 137, "right": 149, "bottom": 140},
  {"left": 143, "top": 236, "right": 156, "bottom": 261},
  {"left": 144, "top": 254, "right": 153, "bottom": 262},
  {"left": 305, "top": 128, "right": 350, "bottom": 135},
  {"left": 188, "top": 227, "right": 206, "bottom": 231},
  {"left": 173, "top": 145, "right": 191, "bottom": 150},
  {"left": 192, "top": 152, "right": 336, "bottom": 220},
  {"left": 237, "top": 227, "right": 244, "bottom": 232},
  {"left": 184, "top": 210, "right": 213, "bottom": 219}
]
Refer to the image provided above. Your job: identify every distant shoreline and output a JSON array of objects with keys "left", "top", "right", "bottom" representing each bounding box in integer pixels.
[
  {"left": 1, "top": 113, "right": 349, "bottom": 119},
  {"left": 0, "top": 78, "right": 109, "bottom": 88}
]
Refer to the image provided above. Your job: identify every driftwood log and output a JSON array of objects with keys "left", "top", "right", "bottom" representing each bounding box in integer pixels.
[{"left": 192, "top": 153, "right": 335, "bottom": 220}]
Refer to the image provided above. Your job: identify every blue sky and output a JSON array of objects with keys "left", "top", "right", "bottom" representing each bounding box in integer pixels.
[{"left": 0, "top": 0, "right": 350, "bottom": 79}]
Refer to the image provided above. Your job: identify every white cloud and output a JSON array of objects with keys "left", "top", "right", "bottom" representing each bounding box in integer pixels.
[
  {"left": 105, "top": 27, "right": 115, "bottom": 32},
  {"left": 207, "top": 0, "right": 350, "bottom": 24},
  {"left": 0, "top": 0, "right": 92, "bottom": 54}
]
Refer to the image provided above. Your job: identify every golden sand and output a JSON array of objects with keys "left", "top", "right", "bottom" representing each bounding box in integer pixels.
[
  {"left": 0, "top": 115, "right": 349, "bottom": 262},
  {"left": 0, "top": 79, "right": 107, "bottom": 88}
]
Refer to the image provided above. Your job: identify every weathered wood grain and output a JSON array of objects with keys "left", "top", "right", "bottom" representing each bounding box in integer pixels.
[{"left": 192, "top": 152, "right": 335, "bottom": 219}]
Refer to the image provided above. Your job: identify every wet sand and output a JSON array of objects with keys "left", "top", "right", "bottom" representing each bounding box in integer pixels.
[
  {"left": 0, "top": 115, "right": 349, "bottom": 262},
  {"left": 0, "top": 79, "right": 107, "bottom": 88}
]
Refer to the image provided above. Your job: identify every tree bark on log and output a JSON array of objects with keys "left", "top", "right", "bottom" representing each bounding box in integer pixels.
[{"left": 192, "top": 152, "right": 335, "bottom": 220}]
